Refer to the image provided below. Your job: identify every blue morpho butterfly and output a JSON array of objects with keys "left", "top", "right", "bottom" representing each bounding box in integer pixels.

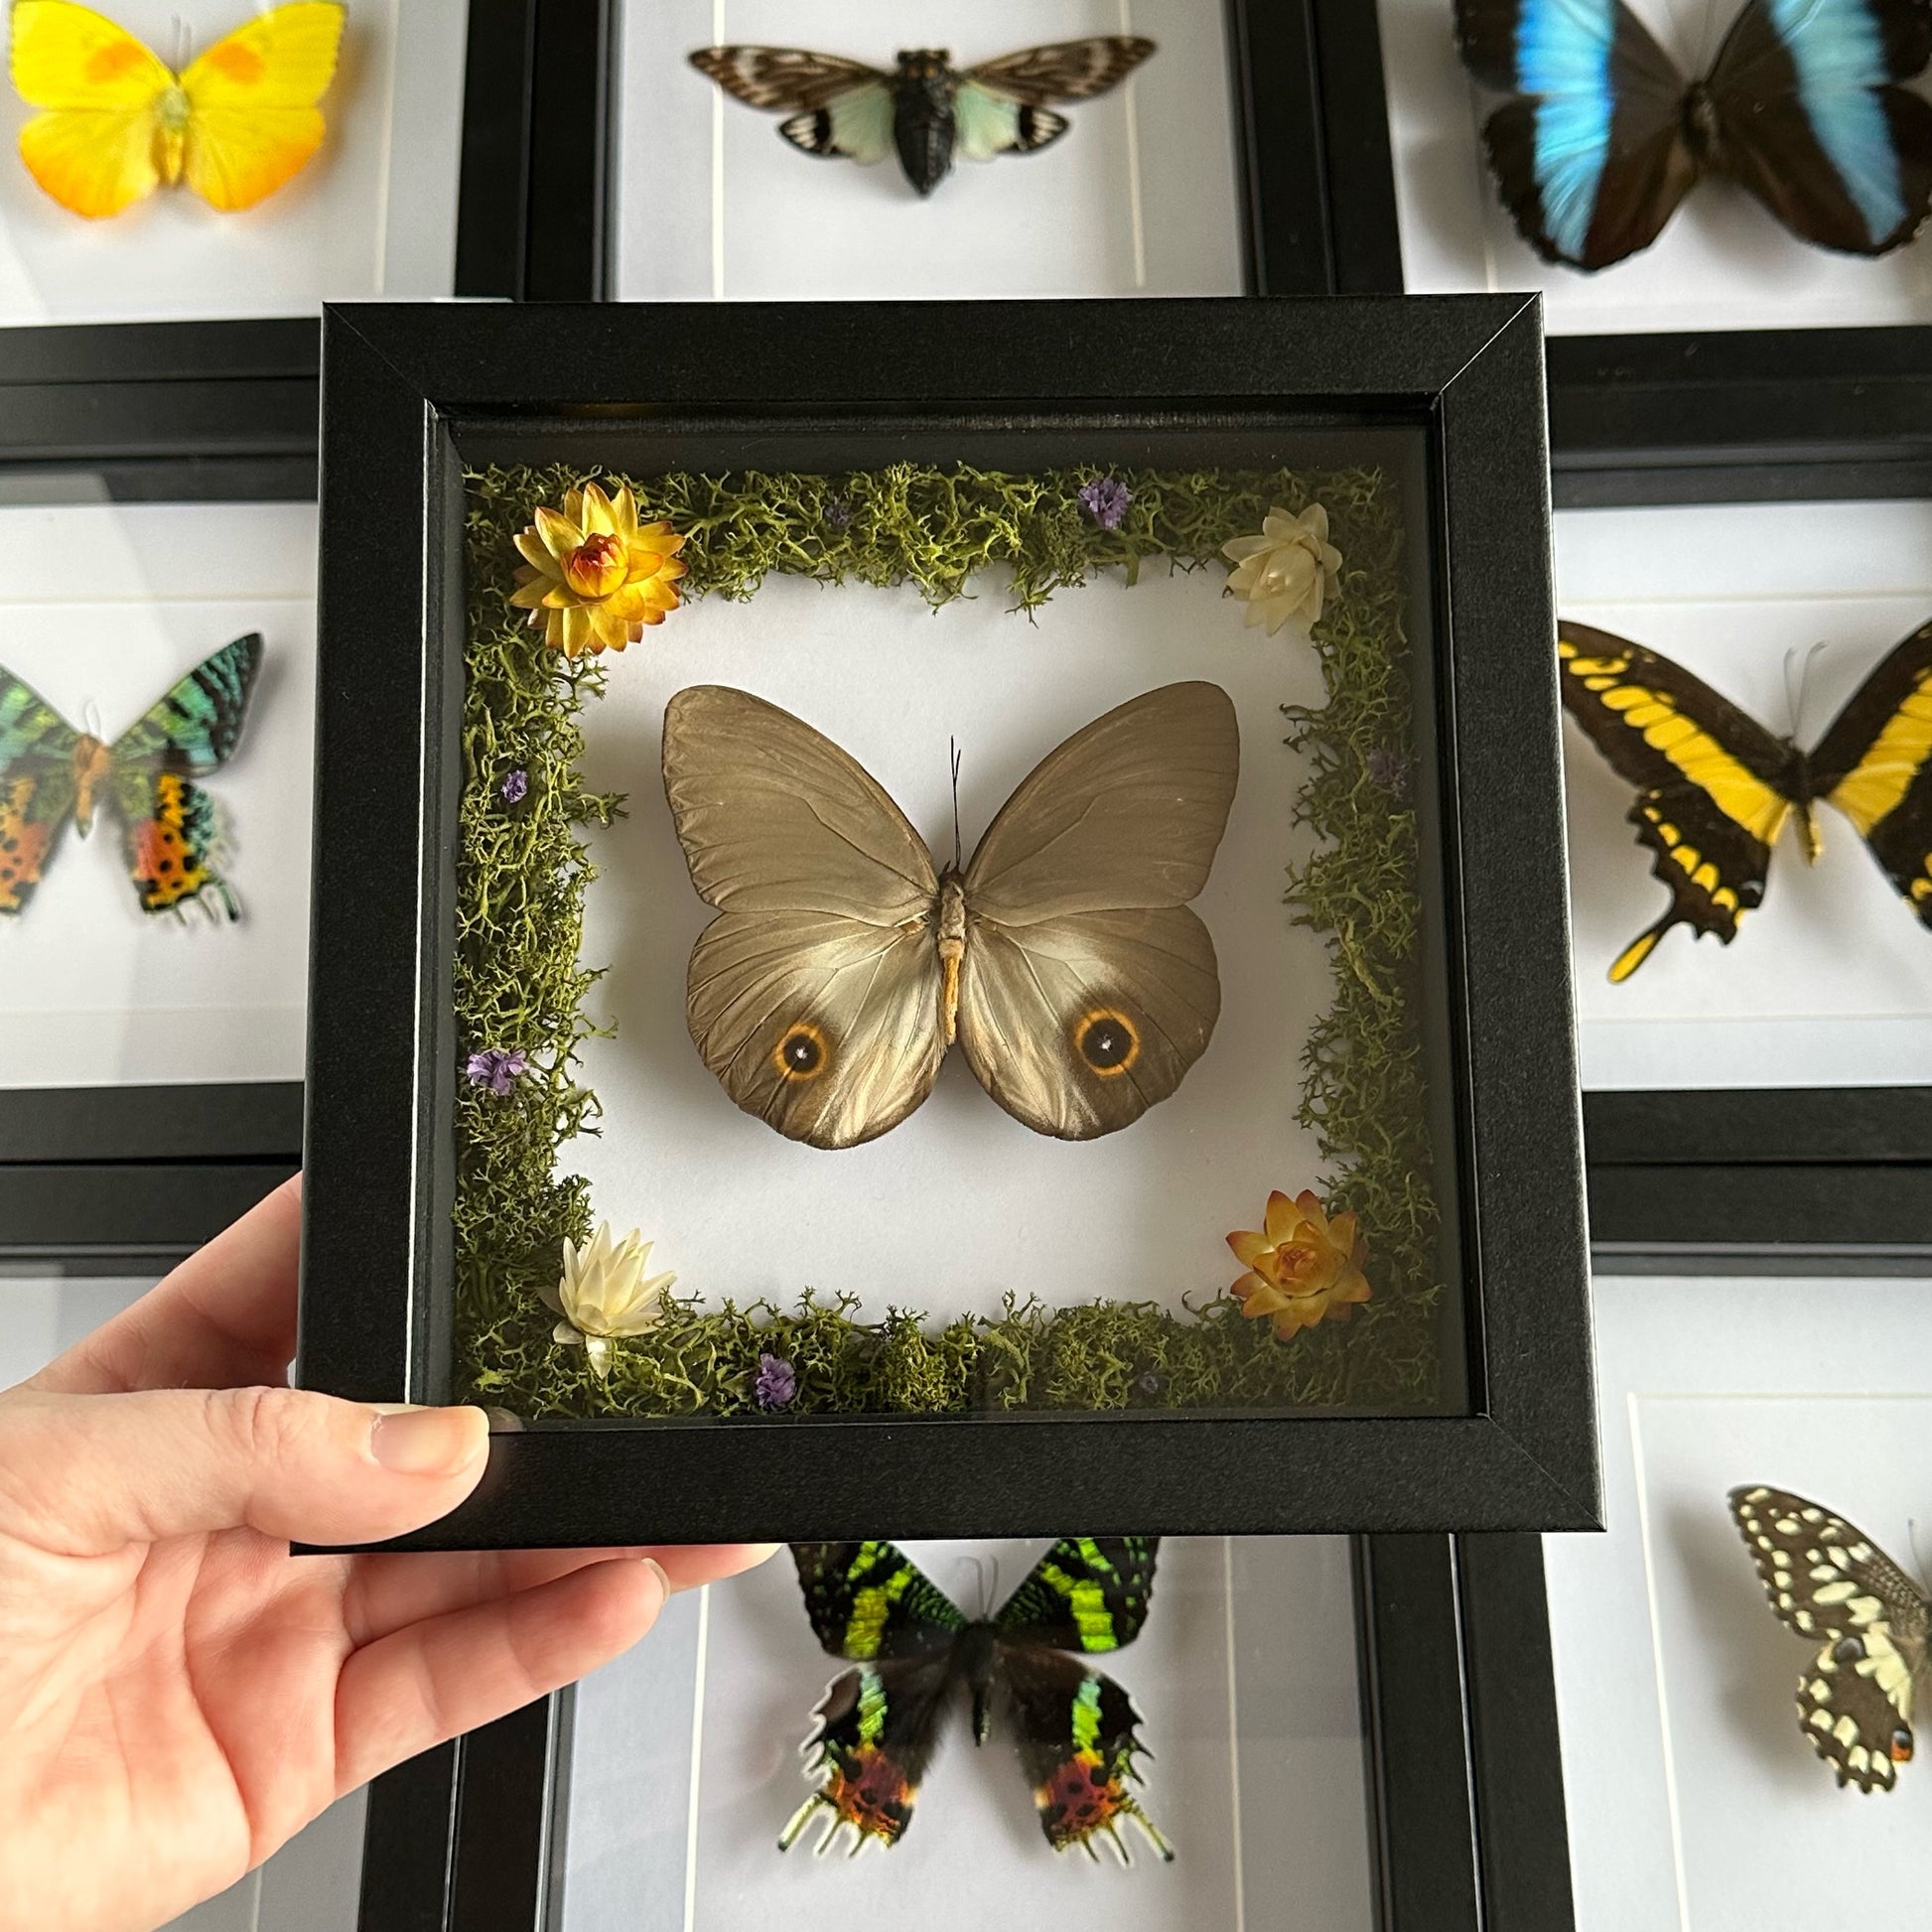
[
  {"left": 1455, "top": 0, "right": 1932, "bottom": 269},
  {"left": 688, "top": 39, "right": 1156, "bottom": 198}
]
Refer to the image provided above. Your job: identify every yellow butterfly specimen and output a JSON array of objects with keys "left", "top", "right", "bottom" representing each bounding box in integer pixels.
[{"left": 9, "top": 1, "right": 345, "bottom": 218}]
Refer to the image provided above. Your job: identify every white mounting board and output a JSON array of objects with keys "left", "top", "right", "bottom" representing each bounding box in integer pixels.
[
  {"left": 0, "top": 499, "right": 316, "bottom": 1088},
  {"left": 1378, "top": 0, "right": 1932, "bottom": 334},
  {"left": 1554, "top": 497, "right": 1932, "bottom": 1089},
  {"left": 566, "top": 564, "right": 1343, "bottom": 1327},
  {"left": 1547, "top": 1275, "right": 1932, "bottom": 1932},
  {"left": 560, "top": 1536, "right": 1373, "bottom": 1932},
  {"left": 0, "top": 0, "right": 469, "bottom": 325},
  {"left": 613, "top": 0, "right": 1243, "bottom": 300}
]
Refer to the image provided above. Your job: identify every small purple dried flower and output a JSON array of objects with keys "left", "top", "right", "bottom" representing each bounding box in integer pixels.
[
  {"left": 755, "top": 1351, "right": 798, "bottom": 1410},
  {"left": 821, "top": 494, "right": 853, "bottom": 533},
  {"left": 1077, "top": 476, "right": 1132, "bottom": 531},
  {"left": 465, "top": 1047, "right": 529, "bottom": 1097},
  {"left": 499, "top": 768, "right": 529, "bottom": 807},
  {"left": 1138, "top": 1370, "right": 1164, "bottom": 1398},
  {"left": 1366, "top": 749, "right": 1411, "bottom": 799}
]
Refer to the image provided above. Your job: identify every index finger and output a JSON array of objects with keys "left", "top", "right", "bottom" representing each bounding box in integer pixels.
[{"left": 28, "top": 1173, "right": 303, "bottom": 1395}]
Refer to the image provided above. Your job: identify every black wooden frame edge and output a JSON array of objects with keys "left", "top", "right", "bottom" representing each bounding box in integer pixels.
[
  {"left": 302, "top": 294, "right": 1598, "bottom": 1539},
  {"left": 506, "top": 0, "right": 1405, "bottom": 303},
  {"left": 354, "top": 1532, "right": 1571, "bottom": 1932}
]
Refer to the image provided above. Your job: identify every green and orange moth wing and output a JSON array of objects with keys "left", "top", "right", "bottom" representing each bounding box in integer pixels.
[
  {"left": 779, "top": 1654, "right": 954, "bottom": 1854},
  {"left": 106, "top": 633, "right": 262, "bottom": 919},
  {"left": 1557, "top": 621, "right": 1799, "bottom": 980},
  {"left": 996, "top": 1644, "right": 1173, "bottom": 1862},
  {"left": 1808, "top": 616, "right": 1932, "bottom": 924},
  {"left": 789, "top": 1540, "right": 967, "bottom": 1660},
  {"left": 0, "top": 664, "right": 82, "bottom": 915},
  {"left": 994, "top": 1535, "right": 1161, "bottom": 1652}
]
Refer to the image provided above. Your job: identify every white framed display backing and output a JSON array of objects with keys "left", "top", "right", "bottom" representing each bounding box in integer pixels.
[
  {"left": 0, "top": 497, "right": 315, "bottom": 1089},
  {"left": 558, "top": 1535, "right": 1374, "bottom": 1932},
  {"left": 613, "top": 0, "right": 1244, "bottom": 301},
  {"left": 1547, "top": 1274, "right": 1932, "bottom": 1932}
]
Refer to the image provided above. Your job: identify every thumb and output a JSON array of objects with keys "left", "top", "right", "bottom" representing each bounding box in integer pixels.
[{"left": 0, "top": 1386, "right": 490, "bottom": 1554}]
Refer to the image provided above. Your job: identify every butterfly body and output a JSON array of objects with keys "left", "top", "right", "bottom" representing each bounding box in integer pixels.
[
  {"left": 1729, "top": 1486, "right": 1931, "bottom": 1791},
  {"left": 1557, "top": 620, "right": 1932, "bottom": 978},
  {"left": 661, "top": 681, "right": 1238, "bottom": 1148},
  {"left": 1456, "top": 0, "right": 1932, "bottom": 269},
  {"left": 689, "top": 37, "right": 1154, "bottom": 197},
  {"left": 0, "top": 633, "right": 261, "bottom": 919},
  {"left": 783, "top": 1538, "right": 1173, "bottom": 1861},
  {"left": 9, "top": 1, "right": 345, "bottom": 218}
]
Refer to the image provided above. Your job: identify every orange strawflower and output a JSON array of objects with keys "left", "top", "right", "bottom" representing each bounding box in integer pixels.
[
  {"left": 510, "top": 482, "right": 685, "bottom": 657},
  {"left": 1226, "top": 1188, "right": 1371, "bottom": 1339}
]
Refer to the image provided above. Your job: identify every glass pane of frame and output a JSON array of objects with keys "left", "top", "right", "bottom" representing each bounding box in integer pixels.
[
  {"left": 0, "top": 492, "right": 315, "bottom": 1090},
  {"left": 1555, "top": 497, "right": 1932, "bottom": 1091},
  {"left": 0, "top": 0, "right": 469, "bottom": 326},
  {"left": 1547, "top": 1274, "right": 1932, "bottom": 1931},
  {"left": 462, "top": 433, "right": 1466, "bottom": 1425},
  {"left": 557, "top": 1536, "right": 1373, "bottom": 1931},
  {"left": 614, "top": 1, "right": 1244, "bottom": 299},
  {"left": 1378, "top": 0, "right": 1932, "bottom": 336}
]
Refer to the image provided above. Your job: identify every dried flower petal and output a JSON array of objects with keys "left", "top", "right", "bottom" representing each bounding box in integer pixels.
[
  {"left": 1365, "top": 749, "right": 1409, "bottom": 798},
  {"left": 755, "top": 1352, "right": 799, "bottom": 1410},
  {"left": 465, "top": 1047, "right": 528, "bottom": 1097},
  {"left": 499, "top": 768, "right": 530, "bottom": 807},
  {"left": 542, "top": 1222, "right": 676, "bottom": 1377},
  {"left": 1220, "top": 502, "right": 1343, "bottom": 635},
  {"left": 1077, "top": 476, "right": 1133, "bottom": 531},
  {"left": 509, "top": 482, "right": 687, "bottom": 659},
  {"left": 1225, "top": 1187, "right": 1371, "bottom": 1340}
]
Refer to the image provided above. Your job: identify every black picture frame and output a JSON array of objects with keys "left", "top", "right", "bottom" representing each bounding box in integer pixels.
[
  {"left": 477, "top": 0, "right": 1405, "bottom": 303},
  {"left": 1550, "top": 332, "right": 1932, "bottom": 1265},
  {"left": 302, "top": 293, "right": 1595, "bottom": 1543},
  {"left": 352, "top": 1531, "right": 1575, "bottom": 1932}
]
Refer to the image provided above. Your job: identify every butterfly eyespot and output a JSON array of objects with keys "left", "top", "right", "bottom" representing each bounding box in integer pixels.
[
  {"left": 1074, "top": 1009, "right": 1139, "bottom": 1075},
  {"left": 1891, "top": 1728, "right": 1913, "bottom": 1761},
  {"left": 773, "top": 1024, "right": 831, "bottom": 1081},
  {"left": 1833, "top": 1636, "right": 1864, "bottom": 1664}
]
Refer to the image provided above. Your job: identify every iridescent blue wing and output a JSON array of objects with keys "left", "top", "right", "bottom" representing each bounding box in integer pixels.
[
  {"left": 107, "top": 633, "right": 262, "bottom": 919},
  {"left": 1709, "top": 0, "right": 1932, "bottom": 255},
  {"left": 1455, "top": 0, "right": 1697, "bottom": 268}
]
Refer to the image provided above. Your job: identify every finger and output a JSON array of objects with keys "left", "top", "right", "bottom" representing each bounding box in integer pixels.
[
  {"left": 0, "top": 1386, "right": 488, "bottom": 1554},
  {"left": 342, "top": 1541, "right": 780, "bottom": 1647},
  {"left": 335, "top": 1556, "right": 667, "bottom": 1792},
  {"left": 30, "top": 1174, "right": 303, "bottom": 1397}
]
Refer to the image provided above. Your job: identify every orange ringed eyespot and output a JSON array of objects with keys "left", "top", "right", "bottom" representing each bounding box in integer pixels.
[
  {"left": 1074, "top": 1008, "right": 1139, "bottom": 1076},
  {"left": 773, "top": 1023, "right": 830, "bottom": 1081}
]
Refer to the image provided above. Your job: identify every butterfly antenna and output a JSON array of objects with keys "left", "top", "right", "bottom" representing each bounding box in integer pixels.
[
  {"left": 1784, "top": 640, "right": 1828, "bottom": 742},
  {"left": 172, "top": 15, "right": 190, "bottom": 70},
  {"left": 949, "top": 738, "right": 963, "bottom": 872}
]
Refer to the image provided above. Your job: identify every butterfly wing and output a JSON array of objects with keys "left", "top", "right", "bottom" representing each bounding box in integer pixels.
[
  {"left": 956, "top": 682, "right": 1237, "bottom": 1140},
  {"left": 662, "top": 685, "right": 946, "bottom": 1150},
  {"left": 781, "top": 1543, "right": 967, "bottom": 1853},
  {"left": 994, "top": 1646, "right": 1172, "bottom": 1862},
  {"left": 1706, "top": 0, "right": 1932, "bottom": 255},
  {"left": 106, "top": 633, "right": 261, "bottom": 918},
  {"left": 1455, "top": 0, "right": 1697, "bottom": 269},
  {"left": 0, "top": 667, "right": 81, "bottom": 913},
  {"left": 9, "top": 0, "right": 172, "bottom": 217},
  {"left": 994, "top": 1537, "right": 1162, "bottom": 1653},
  {"left": 1729, "top": 1486, "right": 1930, "bottom": 1791},
  {"left": 177, "top": 2, "right": 344, "bottom": 212},
  {"left": 1558, "top": 622, "right": 1799, "bottom": 979},
  {"left": 1807, "top": 616, "right": 1932, "bottom": 921}
]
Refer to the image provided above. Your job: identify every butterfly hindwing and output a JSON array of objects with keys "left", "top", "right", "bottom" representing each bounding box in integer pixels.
[
  {"left": 1558, "top": 622, "right": 1799, "bottom": 978},
  {"left": 1707, "top": 0, "right": 1932, "bottom": 255},
  {"left": 1810, "top": 616, "right": 1932, "bottom": 920},
  {"left": 0, "top": 666, "right": 82, "bottom": 914},
  {"left": 1729, "top": 1486, "right": 1931, "bottom": 1791}
]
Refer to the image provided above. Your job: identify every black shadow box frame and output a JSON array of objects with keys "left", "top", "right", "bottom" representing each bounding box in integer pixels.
[
  {"left": 0, "top": 329, "right": 313, "bottom": 1271},
  {"left": 1552, "top": 333, "right": 1932, "bottom": 1270},
  {"left": 353, "top": 1532, "right": 1574, "bottom": 1932},
  {"left": 301, "top": 294, "right": 1597, "bottom": 1543},
  {"left": 475, "top": 0, "right": 1405, "bottom": 302}
]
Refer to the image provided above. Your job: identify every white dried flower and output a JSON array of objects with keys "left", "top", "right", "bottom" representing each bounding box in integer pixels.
[
  {"left": 1220, "top": 502, "right": 1343, "bottom": 635},
  {"left": 540, "top": 1221, "right": 675, "bottom": 1378}
]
